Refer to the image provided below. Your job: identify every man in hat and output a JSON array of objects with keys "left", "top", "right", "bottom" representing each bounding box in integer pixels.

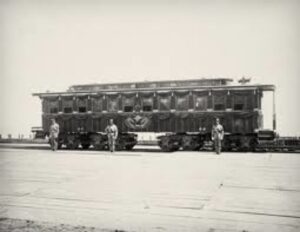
[
  {"left": 211, "top": 118, "right": 224, "bottom": 154},
  {"left": 49, "top": 118, "right": 60, "bottom": 151},
  {"left": 105, "top": 119, "right": 118, "bottom": 152}
]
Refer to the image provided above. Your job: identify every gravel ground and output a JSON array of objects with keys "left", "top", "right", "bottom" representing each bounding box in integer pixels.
[{"left": 0, "top": 218, "right": 128, "bottom": 232}]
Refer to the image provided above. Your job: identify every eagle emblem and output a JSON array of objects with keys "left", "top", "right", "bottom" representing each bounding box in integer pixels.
[{"left": 125, "top": 114, "right": 151, "bottom": 130}]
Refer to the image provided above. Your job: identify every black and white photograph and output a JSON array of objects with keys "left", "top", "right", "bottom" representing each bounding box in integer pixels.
[{"left": 0, "top": 0, "right": 300, "bottom": 231}]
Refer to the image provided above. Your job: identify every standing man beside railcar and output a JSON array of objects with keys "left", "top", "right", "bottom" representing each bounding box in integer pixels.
[
  {"left": 105, "top": 119, "right": 118, "bottom": 152},
  {"left": 49, "top": 118, "right": 60, "bottom": 151},
  {"left": 211, "top": 118, "right": 224, "bottom": 154}
]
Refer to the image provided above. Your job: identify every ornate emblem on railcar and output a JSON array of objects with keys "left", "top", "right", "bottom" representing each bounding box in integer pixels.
[
  {"left": 124, "top": 104, "right": 151, "bottom": 130},
  {"left": 125, "top": 115, "right": 151, "bottom": 130}
]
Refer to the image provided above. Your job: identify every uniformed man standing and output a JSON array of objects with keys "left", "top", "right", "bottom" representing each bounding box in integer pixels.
[
  {"left": 211, "top": 118, "right": 224, "bottom": 154},
  {"left": 105, "top": 119, "right": 118, "bottom": 152},
  {"left": 49, "top": 118, "right": 60, "bottom": 151}
]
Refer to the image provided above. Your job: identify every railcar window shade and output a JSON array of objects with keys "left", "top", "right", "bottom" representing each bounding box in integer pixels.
[
  {"left": 124, "top": 106, "right": 133, "bottom": 112},
  {"left": 159, "top": 97, "right": 171, "bottom": 111},
  {"left": 234, "top": 104, "right": 244, "bottom": 110},
  {"left": 92, "top": 98, "right": 103, "bottom": 112},
  {"left": 143, "top": 105, "right": 152, "bottom": 112},
  {"left": 123, "top": 96, "right": 135, "bottom": 112},
  {"left": 64, "top": 107, "right": 72, "bottom": 113},
  {"left": 50, "top": 107, "right": 58, "bottom": 114},
  {"left": 78, "top": 107, "right": 87, "bottom": 113},
  {"left": 214, "top": 94, "right": 226, "bottom": 111},
  {"left": 107, "top": 98, "right": 118, "bottom": 112},
  {"left": 214, "top": 104, "right": 225, "bottom": 111},
  {"left": 233, "top": 95, "right": 246, "bottom": 110},
  {"left": 194, "top": 96, "right": 207, "bottom": 111},
  {"left": 142, "top": 98, "right": 153, "bottom": 112},
  {"left": 176, "top": 96, "right": 189, "bottom": 111}
]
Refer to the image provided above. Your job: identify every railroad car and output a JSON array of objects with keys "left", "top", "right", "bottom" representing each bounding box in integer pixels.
[{"left": 33, "top": 78, "right": 279, "bottom": 151}]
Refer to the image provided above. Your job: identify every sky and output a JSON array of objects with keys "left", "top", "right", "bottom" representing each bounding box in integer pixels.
[{"left": 0, "top": 0, "right": 300, "bottom": 137}]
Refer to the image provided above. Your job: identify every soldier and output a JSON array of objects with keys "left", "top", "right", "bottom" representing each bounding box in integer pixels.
[
  {"left": 105, "top": 119, "right": 118, "bottom": 152},
  {"left": 49, "top": 118, "right": 60, "bottom": 151},
  {"left": 211, "top": 118, "right": 224, "bottom": 154}
]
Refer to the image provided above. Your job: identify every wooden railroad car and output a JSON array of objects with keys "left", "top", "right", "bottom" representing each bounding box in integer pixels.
[{"left": 33, "top": 78, "right": 276, "bottom": 151}]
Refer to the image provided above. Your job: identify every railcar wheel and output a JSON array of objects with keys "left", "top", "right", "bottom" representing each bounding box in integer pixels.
[
  {"left": 249, "top": 138, "right": 258, "bottom": 152},
  {"left": 222, "top": 140, "right": 231, "bottom": 152},
  {"left": 93, "top": 144, "right": 105, "bottom": 150},
  {"left": 171, "top": 145, "right": 180, "bottom": 152},
  {"left": 233, "top": 140, "right": 242, "bottom": 152},
  {"left": 158, "top": 136, "right": 180, "bottom": 152},
  {"left": 158, "top": 137, "right": 173, "bottom": 152},
  {"left": 81, "top": 143, "right": 91, "bottom": 150},
  {"left": 115, "top": 143, "right": 124, "bottom": 151},
  {"left": 57, "top": 143, "right": 63, "bottom": 149},
  {"left": 90, "top": 134, "right": 105, "bottom": 150},
  {"left": 182, "top": 136, "right": 201, "bottom": 151},
  {"left": 125, "top": 145, "right": 135, "bottom": 150},
  {"left": 66, "top": 135, "right": 80, "bottom": 149},
  {"left": 182, "top": 136, "right": 192, "bottom": 150},
  {"left": 66, "top": 140, "right": 79, "bottom": 149}
]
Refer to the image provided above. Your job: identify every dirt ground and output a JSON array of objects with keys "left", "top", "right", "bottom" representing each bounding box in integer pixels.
[
  {"left": 0, "top": 218, "right": 127, "bottom": 232},
  {"left": 1, "top": 147, "right": 300, "bottom": 232}
]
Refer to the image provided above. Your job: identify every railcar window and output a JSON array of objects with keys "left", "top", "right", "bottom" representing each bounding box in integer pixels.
[
  {"left": 214, "top": 95, "right": 226, "bottom": 111},
  {"left": 64, "top": 107, "right": 72, "bottom": 113},
  {"left": 194, "top": 96, "right": 207, "bottom": 111},
  {"left": 158, "top": 96, "right": 171, "bottom": 111},
  {"left": 79, "top": 107, "right": 87, "bottom": 113},
  {"left": 234, "top": 95, "right": 245, "bottom": 110},
  {"left": 124, "top": 106, "right": 133, "bottom": 112},
  {"left": 107, "top": 97, "right": 119, "bottom": 112},
  {"left": 122, "top": 95, "right": 135, "bottom": 112},
  {"left": 143, "top": 105, "right": 152, "bottom": 112},
  {"left": 62, "top": 98, "right": 73, "bottom": 113},
  {"left": 77, "top": 98, "right": 87, "bottom": 112},
  {"left": 46, "top": 99, "right": 59, "bottom": 113},
  {"left": 92, "top": 98, "right": 103, "bottom": 112},
  {"left": 176, "top": 95, "right": 189, "bottom": 111},
  {"left": 141, "top": 97, "right": 153, "bottom": 112},
  {"left": 50, "top": 107, "right": 58, "bottom": 114},
  {"left": 234, "top": 104, "right": 244, "bottom": 110},
  {"left": 214, "top": 104, "right": 225, "bottom": 111}
]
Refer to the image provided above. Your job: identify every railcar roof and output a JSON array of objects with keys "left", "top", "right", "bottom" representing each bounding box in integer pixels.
[
  {"left": 68, "top": 78, "right": 233, "bottom": 91},
  {"left": 33, "top": 83, "right": 275, "bottom": 97}
]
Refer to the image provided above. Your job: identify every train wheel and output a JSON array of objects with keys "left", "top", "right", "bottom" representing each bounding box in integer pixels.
[
  {"left": 249, "top": 138, "right": 258, "bottom": 152},
  {"left": 182, "top": 136, "right": 200, "bottom": 151},
  {"left": 81, "top": 143, "right": 91, "bottom": 150},
  {"left": 93, "top": 144, "right": 105, "bottom": 150},
  {"left": 57, "top": 143, "right": 63, "bottom": 149},
  {"left": 222, "top": 138, "right": 231, "bottom": 152},
  {"left": 125, "top": 145, "right": 135, "bottom": 150},
  {"left": 90, "top": 134, "right": 105, "bottom": 150},
  {"left": 158, "top": 137, "right": 173, "bottom": 152},
  {"left": 65, "top": 135, "right": 79, "bottom": 149},
  {"left": 116, "top": 143, "right": 124, "bottom": 151},
  {"left": 171, "top": 145, "right": 180, "bottom": 152},
  {"left": 182, "top": 136, "right": 192, "bottom": 150},
  {"left": 66, "top": 140, "right": 79, "bottom": 149}
]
